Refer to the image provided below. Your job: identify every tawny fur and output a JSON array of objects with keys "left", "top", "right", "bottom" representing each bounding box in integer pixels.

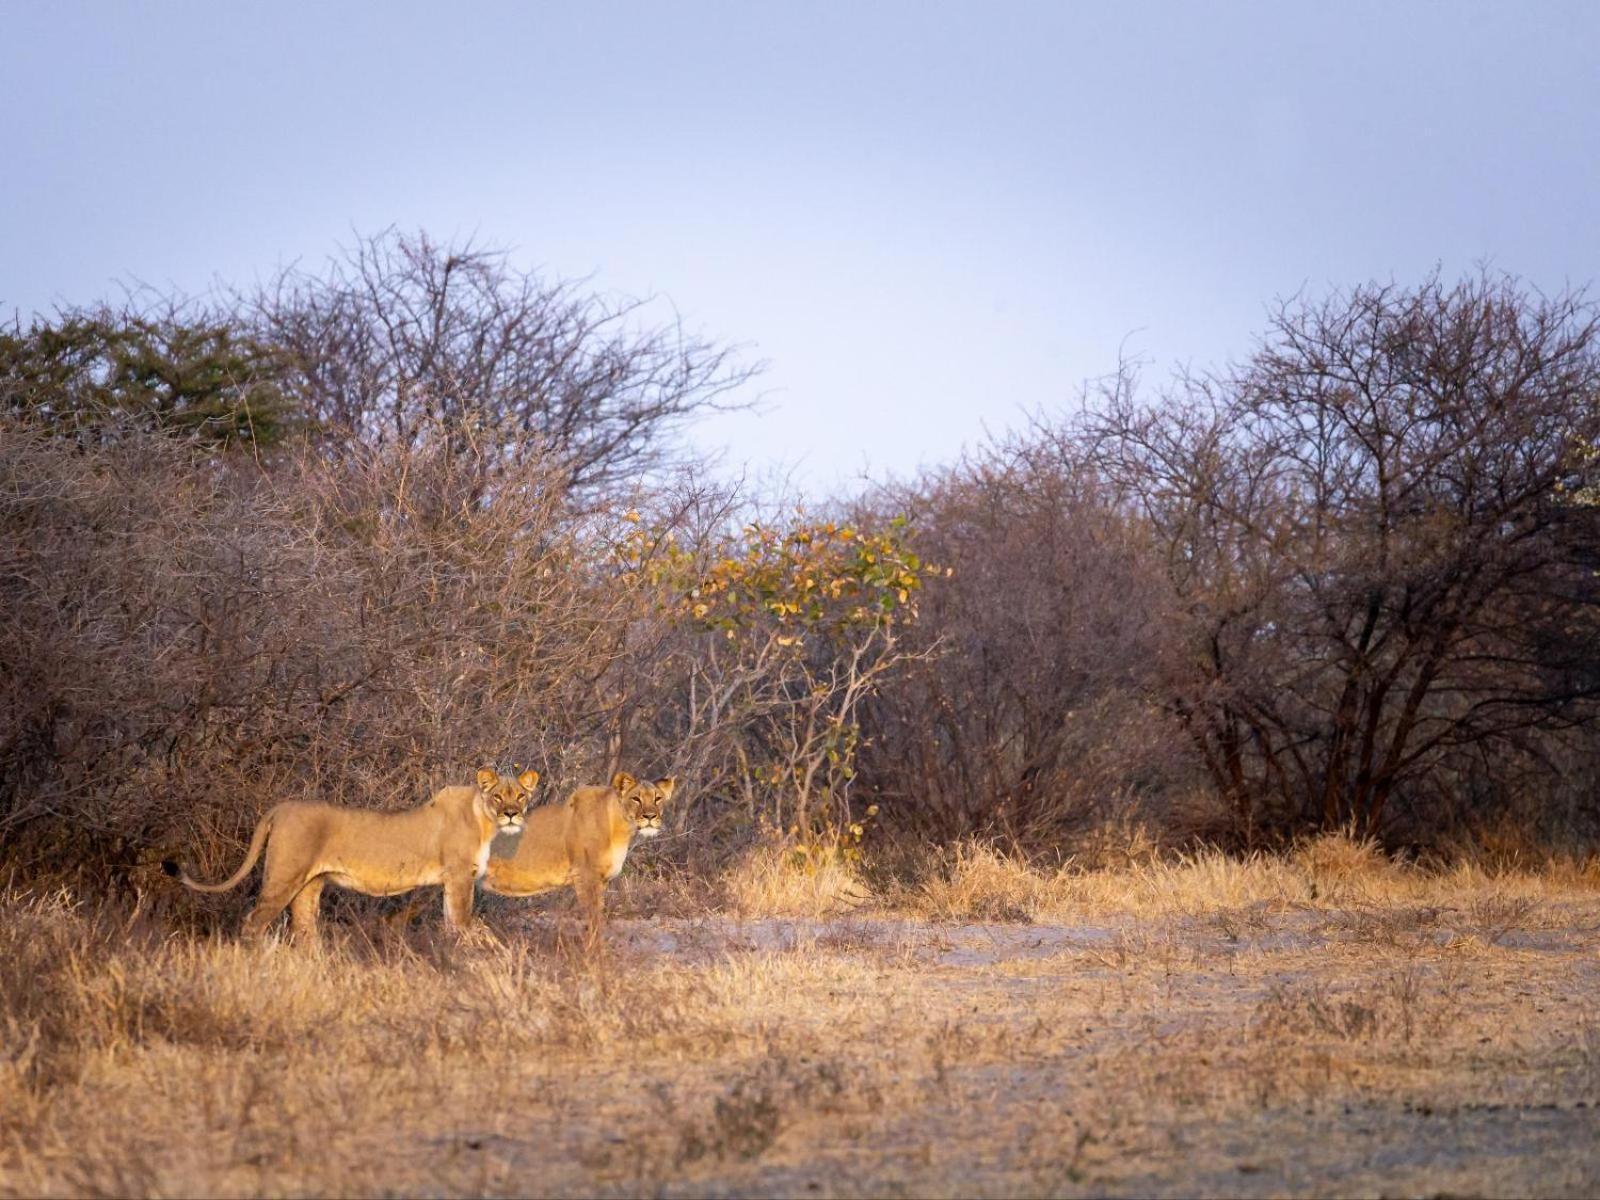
[
  {"left": 483, "top": 772, "right": 676, "bottom": 945},
  {"left": 167, "top": 767, "right": 536, "bottom": 939}
]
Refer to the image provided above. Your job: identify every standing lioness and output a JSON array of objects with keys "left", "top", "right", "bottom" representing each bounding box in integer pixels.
[
  {"left": 165, "top": 767, "right": 536, "bottom": 939},
  {"left": 483, "top": 772, "right": 676, "bottom": 945}
]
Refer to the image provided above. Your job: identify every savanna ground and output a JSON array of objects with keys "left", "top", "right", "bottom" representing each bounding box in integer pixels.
[{"left": 5, "top": 837, "right": 1600, "bottom": 1199}]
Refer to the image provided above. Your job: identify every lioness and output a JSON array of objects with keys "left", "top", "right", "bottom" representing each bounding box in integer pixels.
[
  {"left": 164, "top": 767, "right": 537, "bottom": 939},
  {"left": 483, "top": 772, "right": 676, "bottom": 945}
]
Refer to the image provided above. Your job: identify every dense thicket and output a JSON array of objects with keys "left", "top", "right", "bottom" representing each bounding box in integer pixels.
[
  {"left": 852, "top": 442, "right": 1196, "bottom": 847},
  {"left": 0, "top": 433, "right": 626, "bottom": 874},
  {"left": 857, "top": 273, "right": 1600, "bottom": 851},
  {"left": 1085, "top": 275, "right": 1600, "bottom": 845},
  {"left": 5, "top": 248, "right": 1600, "bottom": 881}
]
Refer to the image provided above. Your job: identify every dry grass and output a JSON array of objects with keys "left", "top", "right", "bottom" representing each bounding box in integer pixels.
[
  {"left": 6, "top": 842, "right": 1600, "bottom": 1197},
  {"left": 869, "top": 832, "right": 1600, "bottom": 925},
  {"left": 718, "top": 843, "right": 872, "bottom": 918}
]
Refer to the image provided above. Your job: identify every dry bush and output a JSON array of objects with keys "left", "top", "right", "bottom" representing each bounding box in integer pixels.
[
  {"left": 0, "top": 424, "right": 649, "bottom": 882},
  {"left": 608, "top": 508, "right": 937, "bottom": 852},
  {"left": 1085, "top": 272, "right": 1600, "bottom": 844},
  {"left": 849, "top": 272, "right": 1600, "bottom": 857},
  {"left": 15, "top": 258, "right": 1600, "bottom": 904},
  {"left": 0, "top": 410, "right": 942, "bottom": 900},
  {"left": 855, "top": 442, "right": 1200, "bottom": 848},
  {"left": 0, "top": 228, "right": 776, "bottom": 893}
]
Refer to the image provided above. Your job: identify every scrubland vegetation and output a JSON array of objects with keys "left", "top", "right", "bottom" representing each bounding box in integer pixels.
[
  {"left": 6, "top": 230, "right": 1600, "bottom": 1195},
  {"left": 6, "top": 840, "right": 1600, "bottom": 1196}
]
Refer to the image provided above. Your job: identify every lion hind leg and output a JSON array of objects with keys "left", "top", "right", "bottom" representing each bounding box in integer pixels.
[
  {"left": 242, "top": 883, "right": 300, "bottom": 939},
  {"left": 242, "top": 853, "right": 313, "bottom": 939}
]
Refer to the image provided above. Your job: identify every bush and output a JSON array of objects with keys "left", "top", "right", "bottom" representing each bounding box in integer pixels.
[{"left": 0, "top": 426, "right": 639, "bottom": 879}]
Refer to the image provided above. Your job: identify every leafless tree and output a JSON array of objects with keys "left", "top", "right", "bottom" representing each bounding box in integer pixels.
[
  {"left": 1085, "top": 272, "right": 1600, "bottom": 841},
  {"left": 248, "top": 229, "right": 758, "bottom": 499}
]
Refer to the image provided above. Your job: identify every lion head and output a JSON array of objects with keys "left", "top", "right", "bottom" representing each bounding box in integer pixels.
[
  {"left": 610, "top": 772, "right": 676, "bottom": 838},
  {"left": 475, "top": 767, "right": 538, "bottom": 834}
]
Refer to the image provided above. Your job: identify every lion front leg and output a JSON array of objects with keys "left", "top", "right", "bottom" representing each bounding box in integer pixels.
[
  {"left": 574, "top": 868, "right": 607, "bottom": 950},
  {"left": 442, "top": 874, "right": 478, "bottom": 933}
]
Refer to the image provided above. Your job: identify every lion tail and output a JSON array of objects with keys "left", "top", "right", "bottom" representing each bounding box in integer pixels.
[{"left": 162, "top": 809, "right": 276, "bottom": 894}]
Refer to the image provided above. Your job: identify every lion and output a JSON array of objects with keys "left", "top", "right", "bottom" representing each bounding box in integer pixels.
[
  {"left": 163, "top": 767, "right": 537, "bottom": 939},
  {"left": 482, "top": 771, "right": 676, "bottom": 945}
]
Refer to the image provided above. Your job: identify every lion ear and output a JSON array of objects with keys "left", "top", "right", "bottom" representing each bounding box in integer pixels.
[
  {"left": 611, "top": 771, "right": 637, "bottom": 793},
  {"left": 517, "top": 768, "right": 540, "bottom": 793},
  {"left": 655, "top": 777, "right": 678, "bottom": 802},
  {"left": 476, "top": 767, "right": 498, "bottom": 791}
]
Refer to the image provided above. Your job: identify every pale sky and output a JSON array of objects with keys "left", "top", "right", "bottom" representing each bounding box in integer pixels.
[{"left": 4, "top": 1, "right": 1598, "bottom": 490}]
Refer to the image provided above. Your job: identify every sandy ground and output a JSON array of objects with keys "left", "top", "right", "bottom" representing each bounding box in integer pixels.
[
  {"left": 6, "top": 892, "right": 1600, "bottom": 1198},
  {"left": 410, "top": 905, "right": 1600, "bottom": 1198},
  {"left": 550, "top": 908, "right": 1600, "bottom": 1200}
]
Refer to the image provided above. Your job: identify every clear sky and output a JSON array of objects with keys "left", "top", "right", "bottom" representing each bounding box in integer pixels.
[{"left": 4, "top": 1, "right": 1598, "bottom": 491}]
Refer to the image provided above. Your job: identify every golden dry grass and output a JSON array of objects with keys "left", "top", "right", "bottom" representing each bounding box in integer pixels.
[
  {"left": 5, "top": 839, "right": 1600, "bottom": 1198},
  {"left": 882, "top": 832, "right": 1600, "bottom": 923},
  {"left": 718, "top": 842, "right": 872, "bottom": 918}
]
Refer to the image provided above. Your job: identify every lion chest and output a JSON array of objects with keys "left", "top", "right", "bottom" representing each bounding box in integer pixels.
[
  {"left": 593, "top": 811, "right": 643, "bottom": 880},
  {"left": 600, "top": 838, "right": 632, "bottom": 881}
]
